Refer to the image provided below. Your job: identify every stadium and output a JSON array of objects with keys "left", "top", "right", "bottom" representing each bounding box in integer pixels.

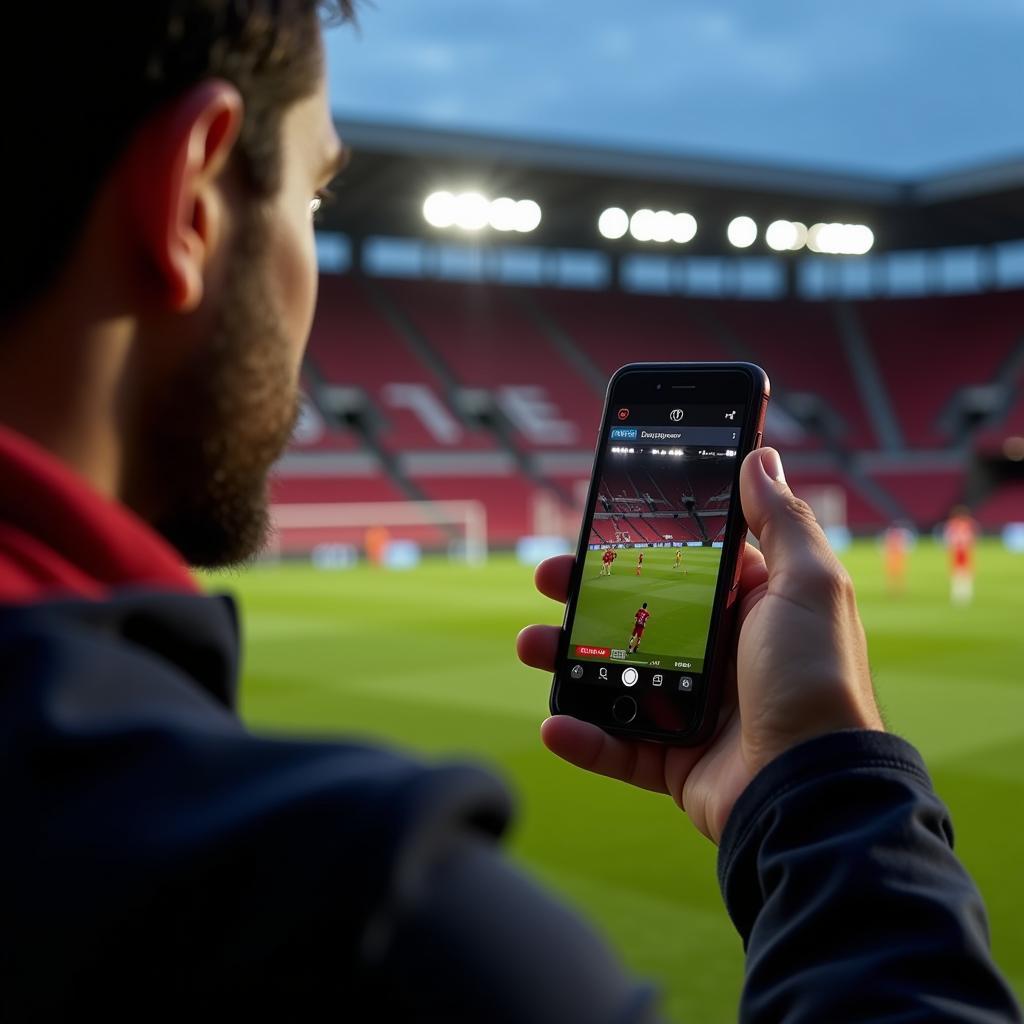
[{"left": 226, "top": 115, "right": 1024, "bottom": 1019}]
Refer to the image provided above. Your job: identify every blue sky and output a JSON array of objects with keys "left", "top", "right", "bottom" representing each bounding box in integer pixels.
[{"left": 325, "top": 0, "right": 1024, "bottom": 179}]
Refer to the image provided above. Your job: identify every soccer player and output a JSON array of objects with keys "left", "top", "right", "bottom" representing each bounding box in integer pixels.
[
  {"left": 945, "top": 506, "right": 978, "bottom": 605},
  {"left": 627, "top": 602, "right": 650, "bottom": 654},
  {"left": 883, "top": 523, "right": 911, "bottom": 595},
  {"left": 673, "top": 548, "right": 687, "bottom": 574},
  {"left": 635, "top": 550, "right": 643, "bottom": 576},
  {"left": 599, "top": 548, "right": 614, "bottom": 576}
]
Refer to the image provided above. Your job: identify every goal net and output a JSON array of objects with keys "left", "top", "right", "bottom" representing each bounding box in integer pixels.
[{"left": 264, "top": 500, "right": 488, "bottom": 565}]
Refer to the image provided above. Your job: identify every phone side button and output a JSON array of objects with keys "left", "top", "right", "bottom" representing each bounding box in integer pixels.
[{"left": 612, "top": 695, "right": 638, "bottom": 725}]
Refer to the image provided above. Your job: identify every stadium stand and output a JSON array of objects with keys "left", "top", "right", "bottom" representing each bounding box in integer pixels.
[
  {"left": 863, "top": 467, "right": 967, "bottom": 530},
  {"left": 538, "top": 288, "right": 731, "bottom": 370},
  {"left": 702, "top": 299, "right": 876, "bottom": 450},
  {"left": 307, "top": 276, "right": 496, "bottom": 452},
  {"left": 383, "top": 280, "right": 603, "bottom": 451},
  {"left": 975, "top": 480, "right": 1024, "bottom": 528},
  {"left": 783, "top": 468, "right": 892, "bottom": 530},
  {"left": 270, "top": 475, "right": 406, "bottom": 504},
  {"left": 858, "top": 292, "right": 1024, "bottom": 449},
  {"left": 286, "top": 273, "right": 1024, "bottom": 546}
]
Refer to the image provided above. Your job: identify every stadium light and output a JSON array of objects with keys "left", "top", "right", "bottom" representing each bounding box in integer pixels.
[
  {"left": 672, "top": 212, "right": 698, "bottom": 244},
  {"left": 766, "top": 220, "right": 808, "bottom": 252},
  {"left": 630, "top": 209, "right": 657, "bottom": 243},
  {"left": 488, "top": 196, "right": 519, "bottom": 232},
  {"left": 424, "top": 191, "right": 543, "bottom": 233},
  {"left": 624, "top": 208, "right": 697, "bottom": 245},
  {"left": 452, "top": 192, "right": 490, "bottom": 231},
  {"left": 727, "top": 216, "right": 758, "bottom": 249},
  {"left": 514, "top": 199, "right": 542, "bottom": 233},
  {"left": 423, "top": 191, "right": 457, "bottom": 229},
  {"left": 598, "top": 207, "right": 630, "bottom": 240},
  {"left": 807, "top": 222, "right": 874, "bottom": 255}
]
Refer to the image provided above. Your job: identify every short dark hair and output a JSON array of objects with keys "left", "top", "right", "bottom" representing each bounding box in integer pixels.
[{"left": 1, "top": 2, "right": 355, "bottom": 322}]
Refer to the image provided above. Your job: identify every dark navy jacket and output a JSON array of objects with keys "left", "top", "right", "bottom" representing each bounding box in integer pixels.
[{"left": 1, "top": 590, "right": 1020, "bottom": 1022}]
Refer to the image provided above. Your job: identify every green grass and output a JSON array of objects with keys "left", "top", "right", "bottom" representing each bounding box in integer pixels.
[
  {"left": 572, "top": 546, "right": 722, "bottom": 670},
  {"left": 205, "top": 538, "right": 1024, "bottom": 1022}
]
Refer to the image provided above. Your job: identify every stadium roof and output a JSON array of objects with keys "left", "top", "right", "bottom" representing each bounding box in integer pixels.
[{"left": 324, "top": 119, "right": 1024, "bottom": 256}]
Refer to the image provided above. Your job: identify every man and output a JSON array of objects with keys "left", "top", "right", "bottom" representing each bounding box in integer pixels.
[
  {"left": 673, "top": 547, "right": 685, "bottom": 573},
  {"left": 628, "top": 601, "right": 650, "bottom": 654},
  {"left": 636, "top": 548, "right": 644, "bottom": 575},
  {"left": 600, "top": 547, "right": 616, "bottom": 576},
  {"left": 884, "top": 521, "right": 911, "bottom": 595},
  {"left": 945, "top": 506, "right": 979, "bottom": 605},
  {"left": 0, "top": 4, "right": 1019, "bottom": 1021}
]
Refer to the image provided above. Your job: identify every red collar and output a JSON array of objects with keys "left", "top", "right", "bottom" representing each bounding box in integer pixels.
[{"left": 0, "top": 426, "right": 199, "bottom": 602}]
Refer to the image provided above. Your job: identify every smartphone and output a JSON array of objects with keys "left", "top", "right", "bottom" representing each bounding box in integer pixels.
[{"left": 551, "top": 362, "right": 770, "bottom": 746}]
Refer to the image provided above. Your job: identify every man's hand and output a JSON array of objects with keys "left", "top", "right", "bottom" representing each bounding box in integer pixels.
[{"left": 516, "top": 448, "right": 884, "bottom": 844}]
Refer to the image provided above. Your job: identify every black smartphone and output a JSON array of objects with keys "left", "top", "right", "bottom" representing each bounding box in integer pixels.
[{"left": 551, "top": 362, "right": 770, "bottom": 746}]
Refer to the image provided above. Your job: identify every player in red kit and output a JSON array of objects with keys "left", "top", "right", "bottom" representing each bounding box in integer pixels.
[
  {"left": 599, "top": 549, "right": 616, "bottom": 576},
  {"left": 628, "top": 602, "right": 650, "bottom": 654},
  {"left": 944, "top": 507, "right": 978, "bottom": 605},
  {"left": 635, "top": 550, "right": 643, "bottom": 576}
]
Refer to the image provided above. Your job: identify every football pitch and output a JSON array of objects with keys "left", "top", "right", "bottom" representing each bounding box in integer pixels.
[
  {"left": 207, "top": 539, "right": 1024, "bottom": 1022},
  {"left": 572, "top": 546, "right": 722, "bottom": 669}
]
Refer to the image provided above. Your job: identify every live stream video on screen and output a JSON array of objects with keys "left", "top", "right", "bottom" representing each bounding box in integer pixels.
[{"left": 569, "top": 416, "right": 740, "bottom": 675}]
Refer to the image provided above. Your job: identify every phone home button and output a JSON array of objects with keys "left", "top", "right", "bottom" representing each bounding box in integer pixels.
[{"left": 612, "top": 695, "right": 638, "bottom": 725}]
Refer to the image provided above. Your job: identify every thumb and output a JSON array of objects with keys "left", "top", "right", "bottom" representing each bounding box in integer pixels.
[{"left": 739, "top": 448, "right": 840, "bottom": 585}]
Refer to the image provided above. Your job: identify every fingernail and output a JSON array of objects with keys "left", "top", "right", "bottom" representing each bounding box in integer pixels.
[{"left": 759, "top": 447, "right": 786, "bottom": 484}]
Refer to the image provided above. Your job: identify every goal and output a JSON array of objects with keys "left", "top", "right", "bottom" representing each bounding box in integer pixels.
[{"left": 264, "top": 500, "right": 488, "bottom": 565}]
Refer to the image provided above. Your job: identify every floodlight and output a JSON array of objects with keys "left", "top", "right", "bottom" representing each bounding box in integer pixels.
[
  {"left": 598, "top": 207, "right": 629, "bottom": 240},
  {"left": 727, "top": 216, "right": 757, "bottom": 249},
  {"left": 515, "top": 199, "right": 542, "bottom": 233},
  {"left": 452, "top": 192, "right": 490, "bottom": 231},
  {"left": 766, "top": 220, "right": 797, "bottom": 252},
  {"left": 488, "top": 196, "right": 519, "bottom": 232},
  {"left": 630, "top": 209, "right": 657, "bottom": 242},
  {"left": 423, "top": 191, "right": 456, "bottom": 229},
  {"left": 671, "top": 212, "right": 697, "bottom": 244}
]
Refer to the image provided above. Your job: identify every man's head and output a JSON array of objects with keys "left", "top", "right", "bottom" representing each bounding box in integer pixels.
[
  {"left": 0, "top": 2, "right": 354, "bottom": 567},
  {"left": 642, "top": 602, "right": 648, "bottom": 609}
]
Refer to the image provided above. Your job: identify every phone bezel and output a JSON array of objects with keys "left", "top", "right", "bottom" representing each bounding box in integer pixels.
[{"left": 550, "top": 362, "right": 769, "bottom": 746}]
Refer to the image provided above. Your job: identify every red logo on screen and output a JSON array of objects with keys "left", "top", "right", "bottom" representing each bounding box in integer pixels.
[
  {"left": 617, "top": 408, "right": 629, "bottom": 421},
  {"left": 576, "top": 646, "right": 610, "bottom": 658}
]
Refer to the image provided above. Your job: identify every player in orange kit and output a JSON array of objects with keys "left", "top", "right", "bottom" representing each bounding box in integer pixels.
[
  {"left": 944, "top": 507, "right": 978, "bottom": 606},
  {"left": 883, "top": 523, "right": 912, "bottom": 595},
  {"left": 635, "top": 550, "right": 644, "bottom": 576}
]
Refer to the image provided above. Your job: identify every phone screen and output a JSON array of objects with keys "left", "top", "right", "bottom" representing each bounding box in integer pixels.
[{"left": 556, "top": 365, "right": 765, "bottom": 742}]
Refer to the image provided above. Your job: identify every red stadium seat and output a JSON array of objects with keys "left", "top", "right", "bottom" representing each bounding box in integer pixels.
[
  {"left": 859, "top": 293, "right": 1023, "bottom": 449},
  {"left": 307, "top": 277, "right": 496, "bottom": 453},
  {"left": 385, "top": 281, "right": 604, "bottom": 451}
]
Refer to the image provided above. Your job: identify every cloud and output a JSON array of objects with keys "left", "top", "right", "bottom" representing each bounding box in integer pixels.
[{"left": 325, "top": 0, "right": 1024, "bottom": 175}]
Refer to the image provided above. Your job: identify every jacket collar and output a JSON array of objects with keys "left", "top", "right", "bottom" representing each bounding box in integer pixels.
[{"left": 0, "top": 425, "right": 199, "bottom": 603}]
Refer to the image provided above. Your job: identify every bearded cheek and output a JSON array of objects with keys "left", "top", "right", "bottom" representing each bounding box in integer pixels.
[{"left": 272, "top": 216, "right": 318, "bottom": 377}]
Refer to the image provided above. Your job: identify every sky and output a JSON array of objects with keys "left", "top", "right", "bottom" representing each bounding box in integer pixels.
[{"left": 324, "top": 0, "right": 1024, "bottom": 180}]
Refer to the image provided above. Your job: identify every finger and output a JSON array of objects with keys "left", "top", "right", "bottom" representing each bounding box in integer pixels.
[
  {"left": 516, "top": 624, "right": 561, "bottom": 670},
  {"left": 739, "top": 448, "right": 844, "bottom": 591},
  {"left": 534, "top": 555, "right": 575, "bottom": 604},
  {"left": 540, "top": 716, "right": 670, "bottom": 794}
]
